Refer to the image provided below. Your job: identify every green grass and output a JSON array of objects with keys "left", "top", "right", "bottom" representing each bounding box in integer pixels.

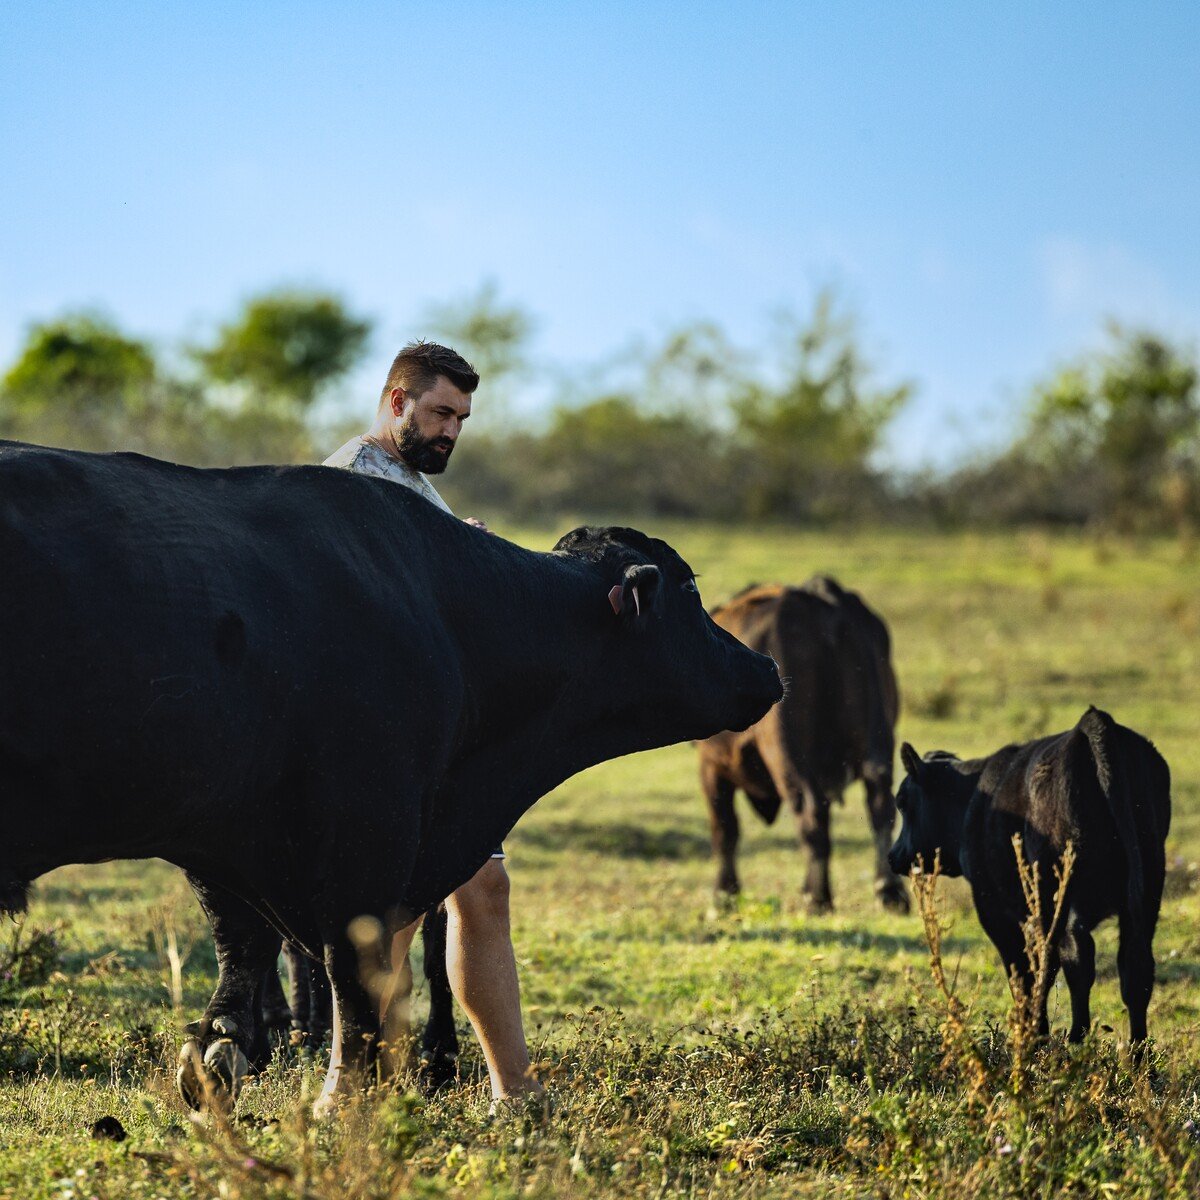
[{"left": 3, "top": 524, "right": 1200, "bottom": 1198}]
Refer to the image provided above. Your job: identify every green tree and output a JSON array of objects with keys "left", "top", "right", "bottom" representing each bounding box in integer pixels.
[
  {"left": 536, "top": 394, "right": 732, "bottom": 517},
  {"left": 1027, "top": 326, "right": 1199, "bottom": 527},
  {"left": 732, "top": 292, "right": 911, "bottom": 519},
  {"left": 0, "top": 313, "right": 165, "bottom": 452},
  {"left": 2, "top": 313, "right": 155, "bottom": 418},
  {"left": 196, "top": 290, "right": 371, "bottom": 410}
]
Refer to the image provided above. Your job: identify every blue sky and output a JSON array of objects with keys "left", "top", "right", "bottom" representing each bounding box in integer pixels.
[{"left": 3, "top": 2, "right": 1198, "bottom": 466}]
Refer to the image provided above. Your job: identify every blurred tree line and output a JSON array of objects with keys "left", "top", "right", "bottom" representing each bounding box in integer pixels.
[{"left": 2, "top": 286, "right": 1197, "bottom": 531}]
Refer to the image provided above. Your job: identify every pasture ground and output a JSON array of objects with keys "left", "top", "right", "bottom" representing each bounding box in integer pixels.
[{"left": 2, "top": 525, "right": 1199, "bottom": 1198}]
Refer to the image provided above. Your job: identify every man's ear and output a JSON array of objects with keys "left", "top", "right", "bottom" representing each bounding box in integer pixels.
[
  {"left": 389, "top": 386, "right": 409, "bottom": 417},
  {"left": 900, "top": 742, "right": 923, "bottom": 781},
  {"left": 607, "top": 564, "right": 662, "bottom": 623}
]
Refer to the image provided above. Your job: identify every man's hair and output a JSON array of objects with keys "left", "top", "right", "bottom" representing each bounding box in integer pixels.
[{"left": 380, "top": 340, "right": 479, "bottom": 404}]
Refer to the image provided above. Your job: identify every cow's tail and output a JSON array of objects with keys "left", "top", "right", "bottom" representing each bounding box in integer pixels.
[
  {"left": 849, "top": 612, "right": 895, "bottom": 789},
  {"left": 1079, "top": 706, "right": 1145, "bottom": 927}
]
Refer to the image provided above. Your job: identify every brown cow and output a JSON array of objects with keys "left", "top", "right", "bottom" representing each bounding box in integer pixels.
[{"left": 697, "top": 577, "right": 908, "bottom": 913}]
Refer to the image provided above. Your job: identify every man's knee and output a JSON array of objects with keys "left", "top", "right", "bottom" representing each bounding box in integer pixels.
[{"left": 448, "top": 859, "right": 511, "bottom": 929}]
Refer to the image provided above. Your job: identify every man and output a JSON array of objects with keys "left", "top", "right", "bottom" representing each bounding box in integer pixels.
[{"left": 324, "top": 340, "right": 542, "bottom": 1104}]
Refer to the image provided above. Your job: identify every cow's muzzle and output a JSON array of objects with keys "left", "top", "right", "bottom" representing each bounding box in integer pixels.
[{"left": 724, "top": 660, "right": 784, "bottom": 732}]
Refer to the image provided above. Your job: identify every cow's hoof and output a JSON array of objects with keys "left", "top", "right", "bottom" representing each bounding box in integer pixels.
[
  {"left": 176, "top": 1037, "right": 248, "bottom": 1113},
  {"left": 205, "top": 1036, "right": 250, "bottom": 1095},
  {"left": 708, "top": 889, "right": 740, "bottom": 918},
  {"left": 418, "top": 1050, "right": 459, "bottom": 1094},
  {"left": 805, "top": 896, "right": 834, "bottom": 916},
  {"left": 876, "top": 882, "right": 911, "bottom": 914},
  {"left": 715, "top": 872, "right": 741, "bottom": 896},
  {"left": 176, "top": 1039, "right": 212, "bottom": 1111}
]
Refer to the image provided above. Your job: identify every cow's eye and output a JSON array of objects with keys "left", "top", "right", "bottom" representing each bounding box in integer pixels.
[{"left": 682, "top": 578, "right": 699, "bottom": 594}]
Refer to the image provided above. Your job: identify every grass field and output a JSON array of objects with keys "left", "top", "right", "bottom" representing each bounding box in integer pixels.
[{"left": 3, "top": 524, "right": 1199, "bottom": 1199}]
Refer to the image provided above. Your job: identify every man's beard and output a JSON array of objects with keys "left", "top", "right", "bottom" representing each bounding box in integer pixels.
[{"left": 396, "top": 421, "right": 454, "bottom": 474}]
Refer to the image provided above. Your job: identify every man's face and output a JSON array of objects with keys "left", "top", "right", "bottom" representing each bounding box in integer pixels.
[{"left": 390, "top": 375, "right": 473, "bottom": 474}]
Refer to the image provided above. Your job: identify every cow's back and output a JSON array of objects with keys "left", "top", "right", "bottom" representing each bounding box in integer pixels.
[
  {"left": 0, "top": 443, "right": 455, "bottom": 854},
  {"left": 970, "top": 719, "right": 1169, "bottom": 927},
  {"left": 708, "top": 584, "right": 787, "bottom": 653}
]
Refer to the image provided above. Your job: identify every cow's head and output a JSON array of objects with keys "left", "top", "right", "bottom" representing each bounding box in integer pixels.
[
  {"left": 887, "top": 742, "right": 974, "bottom": 879},
  {"left": 553, "top": 526, "right": 783, "bottom": 745}
]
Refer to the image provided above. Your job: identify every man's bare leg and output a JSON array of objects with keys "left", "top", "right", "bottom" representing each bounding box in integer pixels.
[{"left": 445, "top": 858, "right": 542, "bottom": 1099}]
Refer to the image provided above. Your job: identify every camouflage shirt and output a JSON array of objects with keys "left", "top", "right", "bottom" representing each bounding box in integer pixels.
[{"left": 322, "top": 436, "right": 453, "bottom": 515}]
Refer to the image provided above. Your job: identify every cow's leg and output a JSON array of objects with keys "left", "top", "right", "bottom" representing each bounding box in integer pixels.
[
  {"left": 1059, "top": 918, "right": 1095, "bottom": 1043},
  {"left": 314, "top": 917, "right": 419, "bottom": 1117},
  {"left": 795, "top": 788, "right": 834, "bottom": 913},
  {"left": 262, "top": 950, "right": 293, "bottom": 1038},
  {"left": 865, "top": 775, "right": 908, "bottom": 913},
  {"left": 283, "top": 941, "right": 310, "bottom": 1040},
  {"left": 316, "top": 936, "right": 381, "bottom": 1113},
  {"left": 315, "top": 938, "right": 379, "bottom": 1116},
  {"left": 1117, "top": 910, "right": 1155, "bottom": 1048},
  {"left": 979, "top": 910, "right": 1049, "bottom": 1036},
  {"left": 309, "top": 949, "right": 332, "bottom": 1044},
  {"left": 757, "top": 738, "right": 833, "bottom": 912},
  {"left": 284, "top": 941, "right": 331, "bottom": 1047},
  {"left": 702, "top": 761, "right": 741, "bottom": 897},
  {"left": 1038, "top": 947, "right": 1059, "bottom": 1038},
  {"left": 178, "top": 875, "right": 280, "bottom": 1110},
  {"left": 419, "top": 904, "right": 460, "bottom": 1089},
  {"left": 304, "top": 943, "right": 333, "bottom": 1046}
]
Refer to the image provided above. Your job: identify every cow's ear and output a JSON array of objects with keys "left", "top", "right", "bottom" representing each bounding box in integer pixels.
[
  {"left": 900, "top": 742, "right": 923, "bottom": 780},
  {"left": 609, "top": 564, "right": 662, "bottom": 623}
]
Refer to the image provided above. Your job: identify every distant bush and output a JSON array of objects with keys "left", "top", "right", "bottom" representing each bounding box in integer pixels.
[{"left": 3, "top": 292, "right": 1196, "bottom": 531}]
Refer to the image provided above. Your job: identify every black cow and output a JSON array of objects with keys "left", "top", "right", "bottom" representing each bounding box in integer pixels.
[
  {"left": 696, "top": 578, "right": 906, "bottom": 912},
  {"left": 0, "top": 441, "right": 781, "bottom": 1113},
  {"left": 888, "top": 708, "right": 1170, "bottom": 1044}
]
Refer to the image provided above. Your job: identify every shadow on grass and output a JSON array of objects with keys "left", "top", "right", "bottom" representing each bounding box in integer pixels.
[
  {"left": 1153, "top": 958, "right": 1200, "bottom": 984},
  {"left": 516, "top": 819, "right": 712, "bottom": 860},
  {"left": 517, "top": 817, "right": 881, "bottom": 861},
  {"left": 700, "top": 923, "right": 941, "bottom": 956}
]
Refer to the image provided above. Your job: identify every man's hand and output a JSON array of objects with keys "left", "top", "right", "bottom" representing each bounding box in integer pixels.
[{"left": 463, "top": 517, "right": 494, "bottom": 535}]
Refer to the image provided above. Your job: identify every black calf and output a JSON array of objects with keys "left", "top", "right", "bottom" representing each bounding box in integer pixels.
[{"left": 889, "top": 707, "right": 1170, "bottom": 1045}]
